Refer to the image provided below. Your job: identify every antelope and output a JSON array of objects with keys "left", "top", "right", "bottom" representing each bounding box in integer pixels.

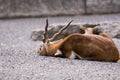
[{"left": 37, "top": 19, "right": 120, "bottom": 62}]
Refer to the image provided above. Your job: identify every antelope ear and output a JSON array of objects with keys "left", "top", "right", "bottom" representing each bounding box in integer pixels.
[
  {"left": 94, "top": 24, "right": 101, "bottom": 28},
  {"left": 97, "top": 24, "right": 100, "bottom": 26},
  {"left": 80, "top": 25, "right": 86, "bottom": 30},
  {"left": 93, "top": 25, "right": 101, "bottom": 31}
]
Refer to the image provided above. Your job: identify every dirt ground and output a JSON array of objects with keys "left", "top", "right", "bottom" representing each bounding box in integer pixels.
[{"left": 0, "top": 14, "right": 120, "bottom": 80}]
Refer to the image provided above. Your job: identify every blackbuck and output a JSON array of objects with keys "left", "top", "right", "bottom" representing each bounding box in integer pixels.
[{"left": 37, "top": 19, "right": 120, "bottom": 62}]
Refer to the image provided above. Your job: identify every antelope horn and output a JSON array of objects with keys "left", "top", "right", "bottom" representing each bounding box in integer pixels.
[
  {"left": 42, "top": 19, "right": 49, "bottom": 43},
  {"left": 49, "top": 20, "right": 73, "bottom": 42}
]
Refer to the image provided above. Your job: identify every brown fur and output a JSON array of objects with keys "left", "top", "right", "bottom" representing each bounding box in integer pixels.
[{"left": 58, "top": 33, "right": 119, "bottom": 62}]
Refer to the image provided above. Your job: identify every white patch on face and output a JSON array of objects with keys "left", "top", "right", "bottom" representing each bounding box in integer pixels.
[
  {"left": 85, "top": 28, "right": 93, "bottom": 34},
  {"left": 54, "top": 49, "right": 62, "bottom": 56},
  {"left": 69, "top": 51, "right": 76, "bottom": 59}
]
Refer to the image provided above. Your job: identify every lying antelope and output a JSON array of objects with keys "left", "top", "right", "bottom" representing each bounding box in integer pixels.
[{"left": 37, "top": 19, "right": 120, "bottom": 62}]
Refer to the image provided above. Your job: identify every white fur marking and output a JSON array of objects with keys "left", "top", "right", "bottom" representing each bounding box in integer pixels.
[
  {"left": 85, "top": 28, "right": 93, "bottom": 34},
  {"left": 75, "top": 53, "right": 84, "bottom": 59},
  {"left": 69, "top": 51, "right": 76, "bottom": 59},
  {"left": 70, "top": 51, "right": 84, "bottom": 59},
  {"left": 55, "top": 49, "right": 62, "bottom": 56}
]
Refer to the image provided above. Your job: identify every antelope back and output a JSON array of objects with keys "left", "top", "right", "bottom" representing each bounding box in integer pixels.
[{"left": 58, "top": 33, "right": 119, "bottom": 62}]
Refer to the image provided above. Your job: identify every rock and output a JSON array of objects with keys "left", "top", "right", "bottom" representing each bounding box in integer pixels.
[
  {"left": 31, "top": 29, "right": 44, "bottom": 41},
  {"left": 31, "top": 24, "right": 102, "bottom": 41},
  {"left": 113, "top": 38, "right": 120, "bottom": 53},
  {"left": 101, "top": 22, "right": 120, "bottom": 38},
  {"left": 48, "top": 24, "right": 82, "bottom": 40},
  {"left": 31, "top": 22, "right": 120, "bottom": 41}
]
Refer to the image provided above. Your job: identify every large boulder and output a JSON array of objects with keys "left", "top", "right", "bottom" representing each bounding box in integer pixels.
[
  {"left": 101, "top": 22, "right": 120, "bottom": 38},
  {"left": 31, "top": 22, "right": 120, "bottom": 41},
  {"left": 113, "top": 38, "right": 120, "bottom": 53},
  {"left": 30, "top": 24, "right": 102, "bottom": 41},
  {"left": 31, "top": 29, "right": 44, "bottom": 41}
]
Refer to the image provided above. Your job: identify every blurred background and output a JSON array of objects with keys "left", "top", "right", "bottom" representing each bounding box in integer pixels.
[{"left": 0, "top": 0, "right": 120, "bottom": 18}]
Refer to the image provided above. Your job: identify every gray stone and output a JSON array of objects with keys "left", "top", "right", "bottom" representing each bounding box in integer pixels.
[
  {"left": 31, "top": 22, "right": 120, "bottom": 41},
  {"left": 113, "top": 38, "right": 120, "bottom": 52},
  {"left": 31, "top": 29, "right": 44, "bottom": 41},
  {"left": 101, "top": 22, "right": 120, "bottom": 38},
  {"left": 31, "top": 24, "right": 81, "bottom": 41},
  {"left": 31, "top": 24, "right": 102, "bottom": 41}
]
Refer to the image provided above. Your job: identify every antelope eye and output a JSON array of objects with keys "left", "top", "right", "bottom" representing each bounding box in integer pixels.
[{"left": 80, "top": 29, "right": 85, "bottom": 34}]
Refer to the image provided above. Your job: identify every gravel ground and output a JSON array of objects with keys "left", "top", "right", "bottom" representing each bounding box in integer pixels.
[{"left": 0, "top": 14, "right": 120, "bottom": 80}]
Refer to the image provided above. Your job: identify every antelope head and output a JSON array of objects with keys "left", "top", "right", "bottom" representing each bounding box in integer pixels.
[
  {"left": 80, "top": 24, "right": 101, "bottom": 34},
  {"left": 37, "top": 19, "right": 73, "bottom": 56}
]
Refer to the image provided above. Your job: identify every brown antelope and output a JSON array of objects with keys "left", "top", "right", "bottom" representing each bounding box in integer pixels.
[{"left": 37, "top": 19, "right": 120, "bottom": 62}]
